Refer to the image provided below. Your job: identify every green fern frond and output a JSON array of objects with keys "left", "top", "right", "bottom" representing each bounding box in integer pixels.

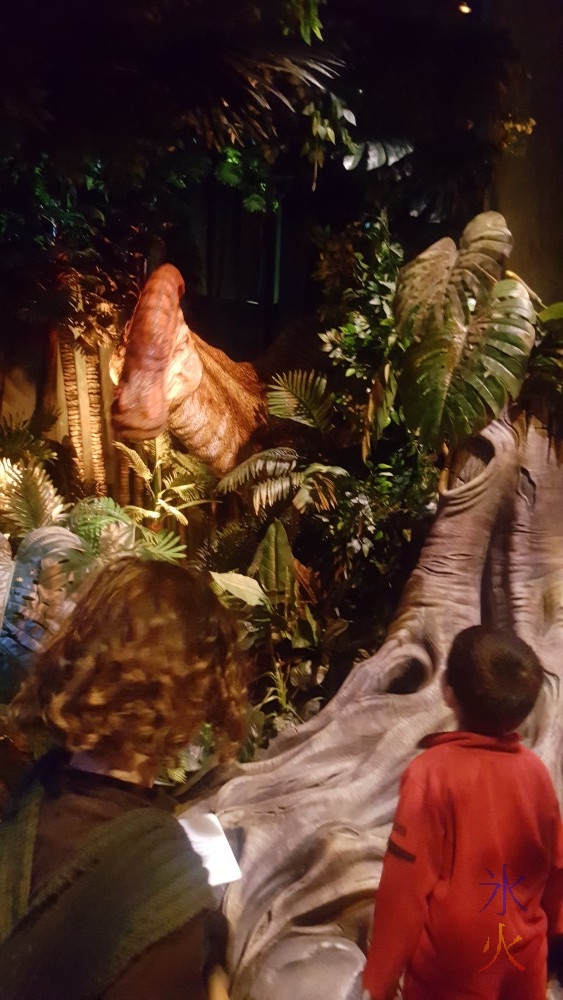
[
  {"left": 0, "top": 459, "right": 67, "bottom": 535},
  {"left": 155, "top": 498, "right": 189, "bottom": 525},
  {"left": 217, "top": 448, "right": 299, "bottom": 494},
  {"left": 267, "top": 370, "right": 334, "bottom": 431},
  {"left": 206, "top": 517, "right": 263, "bottom": 573},
  {"left": 134, "top": 526, "right": 187, "bottom": 563},
  {"left": 0, "top": 416, "right": 56, "bottom": 464},
  {"left": 68, "top": 496, "right": 133, "bottom": 554},
  {"left": 251, "top": 473, "right": 303, "bottom": 513},
  {"left": 113, "top": 441, "right": 153, "bottom": 483},
  {"left": 122, "top": 505, "right": 161, "bottom": 523}
]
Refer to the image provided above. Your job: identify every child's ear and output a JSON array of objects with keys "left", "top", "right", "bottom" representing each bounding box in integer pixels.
[{"left": 441, "top": 674, "right": 456, "bottom": 709}]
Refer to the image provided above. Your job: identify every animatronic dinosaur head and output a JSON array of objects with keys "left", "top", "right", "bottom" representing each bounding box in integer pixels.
[
  {"left": 112, "top": 263, "right": 268, "bottom": 473},
  {"left": 112, "top": 264, "right": 187, "bottom": 440}
]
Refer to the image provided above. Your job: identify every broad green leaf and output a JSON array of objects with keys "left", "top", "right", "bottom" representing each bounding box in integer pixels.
[
  {"left": 394, "top": 210, "right": 513, "bottom": 341},
  {"left": 248, "top": 519, "right": 296, "bottom": 606},
  {"left": 210, "top": 571, "right": 270, "bottom": 607},
  {"left": 399, "top": 277, "right": 535, "bottom": 448},
  {"left": 538, "top": 302, "right": 563, "bottom": 324}
]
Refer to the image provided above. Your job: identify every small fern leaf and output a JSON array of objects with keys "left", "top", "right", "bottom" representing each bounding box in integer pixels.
[
  {"left": 68, "top": 496, "right": 133, "bottom": 554},
  {"left": 267, "top": 370, "right": 335, "bottom": 431},
  {"left": 293, "top": 464, "right": 348, "bottom": 512},
  {"left": 135, "top": 527, "right": 187, "bottom": 563},
  {"left": 156, "top": 499, "right": 189, "bottom": 526},
  {"left": 113, "top": 441, "right": 152, "bottom": 482},
  {"left": 252, "top": 473, "right": 300, "bottom": 514}
]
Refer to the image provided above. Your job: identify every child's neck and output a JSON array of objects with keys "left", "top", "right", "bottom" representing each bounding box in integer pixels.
[{"left": 69, "top": 751, "right": 157, "bottom": 787}]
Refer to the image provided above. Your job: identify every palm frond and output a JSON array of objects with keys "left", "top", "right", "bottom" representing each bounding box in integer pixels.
[
  {"left": 292, "top": 464, "right": 348, "bottom": 512},
  {"left": 343, "top": 138, "right": 414, "bottom": 173},
  {"left": 0, "top": 416, "right": 56, "bottom": 465},
  {"left": 217, "top": 448, "right": 299, "bottom": 493},
  {"left": 161, "top": 478, "right": 209, "bottom": 502},
  {"left": 122, "top": 505, "right": 161, "bottom": 524},
  {"left": 168, "top": 449, "right": 217, "bottom": 484},
  {"left": 0, "top": 460, "right": 67, "bottom": 536},
  {"left": 267, "top": 370, "right": 334, "bottom": 431},
  {"left": 155, "top": 498, "right": 189, "bottom": 526},
  {"left": 251, "top": 472, "right": 303, "bottom": 514}
]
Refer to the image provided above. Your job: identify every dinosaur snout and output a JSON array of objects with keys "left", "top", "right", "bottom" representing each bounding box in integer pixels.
[{"left": 112, "top": 370, "right": 168, "bottom": 439}]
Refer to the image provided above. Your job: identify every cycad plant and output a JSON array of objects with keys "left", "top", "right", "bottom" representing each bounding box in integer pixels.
[
  {"left": 0, "top": 422, "right": 191, "bottom": 702},
  {"left": 114, "top": 433, "right": 215, "bottom": 532}
]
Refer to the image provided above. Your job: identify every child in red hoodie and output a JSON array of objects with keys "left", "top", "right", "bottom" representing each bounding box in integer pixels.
[{"left": 363, "top": 626, "right": 563, "bottom": 1000}]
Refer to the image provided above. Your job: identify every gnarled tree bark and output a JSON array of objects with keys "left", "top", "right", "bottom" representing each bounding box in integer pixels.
[{"left": 200, "top": 415, "right": 563, "bottom": 1000}]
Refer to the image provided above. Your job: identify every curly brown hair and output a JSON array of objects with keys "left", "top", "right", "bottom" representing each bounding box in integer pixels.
[{"left": 8, "top": 557, "right": 248, "bottom": 766}]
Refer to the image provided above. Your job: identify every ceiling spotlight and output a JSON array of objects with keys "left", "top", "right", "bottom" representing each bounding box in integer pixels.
[{"left": 458, "top": 2, "right": 472, "bottom": 11}]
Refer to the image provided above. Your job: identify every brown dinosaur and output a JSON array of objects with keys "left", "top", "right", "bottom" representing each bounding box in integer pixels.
[{"left": 111, "top": 264, "right": 268, "bottom": 474}]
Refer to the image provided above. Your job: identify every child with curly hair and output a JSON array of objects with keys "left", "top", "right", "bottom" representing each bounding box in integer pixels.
[{"left": 0, "top": 556, "right": 249, "bottom": 1000}]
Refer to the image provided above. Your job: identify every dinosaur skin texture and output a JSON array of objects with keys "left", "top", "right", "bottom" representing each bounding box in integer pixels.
[{"left": 111, "top": 264, "right": 268, "bottom": 474}]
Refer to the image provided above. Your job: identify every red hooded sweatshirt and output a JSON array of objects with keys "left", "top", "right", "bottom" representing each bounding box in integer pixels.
[{"left": 363, "top": 731, "right": 563, "bottom": 1000}]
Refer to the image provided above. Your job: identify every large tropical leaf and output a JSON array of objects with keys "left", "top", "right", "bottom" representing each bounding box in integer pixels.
[
  {"left": 394, "top": 211, "right": 513, "bottom": 339},
  {"left": 399, "top": 278, "right": 535, "bottom": 448},
  {"left": 267, "top": 370, "right": 334, "bottom": 431},
  {"left": 520, "top": 301, "right": 563, "bottom": 442},
  {"left": 394, "top": 213, "right": 536, "bottom": 448}
]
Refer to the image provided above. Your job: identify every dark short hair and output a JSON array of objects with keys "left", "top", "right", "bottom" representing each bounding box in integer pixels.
[
  {"left": 9, "top": 557, "right": 249, "bottom": 765},
  {"left": 446, "top": 626, "right": 543, "bottom": 736}
]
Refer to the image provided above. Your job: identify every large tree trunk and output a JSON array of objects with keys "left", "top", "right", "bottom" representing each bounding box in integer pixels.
[
  {"left": 487, "top": 0, "right": 563, "bottom": 304},
  {"left": 200, "top": 415, "right": 563, "bottom": 1000}
]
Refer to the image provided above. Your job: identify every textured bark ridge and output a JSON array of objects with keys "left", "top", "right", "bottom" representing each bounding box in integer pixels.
[
  {"left": 206, "top": 417, "right": 563, "bottom": 1000},
  {"left": 112, "top": 264, "right": 268, "bottom": 474}
]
